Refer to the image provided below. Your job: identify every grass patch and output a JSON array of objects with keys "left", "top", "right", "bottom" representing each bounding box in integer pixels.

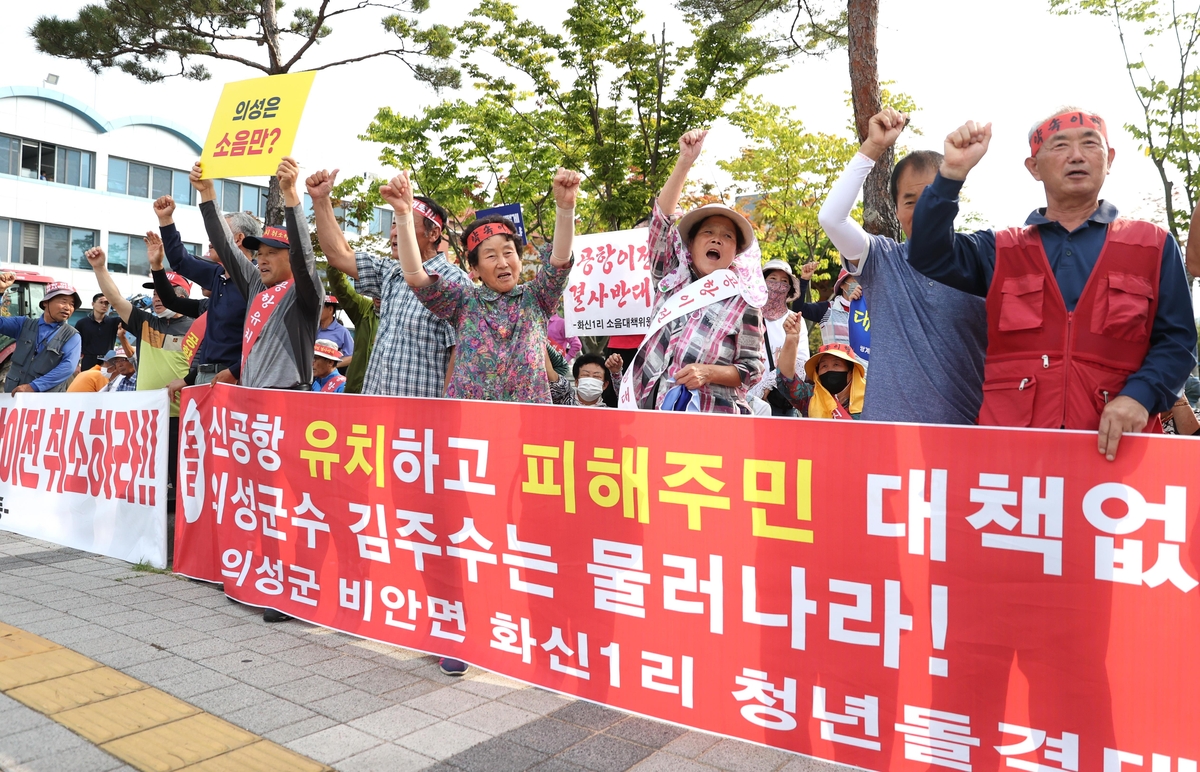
[{"left": 131, "top": 560, "right": 173, "bottom": 575}]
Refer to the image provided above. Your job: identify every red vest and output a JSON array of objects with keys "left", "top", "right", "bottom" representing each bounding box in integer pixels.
[{"left": 978, "top": 219, "right": 1165, "bottom": 431}]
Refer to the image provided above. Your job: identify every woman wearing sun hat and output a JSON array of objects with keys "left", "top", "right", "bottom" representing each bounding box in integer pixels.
[{"left": 619, "top": 129, "right": 766, "bottom": 414}]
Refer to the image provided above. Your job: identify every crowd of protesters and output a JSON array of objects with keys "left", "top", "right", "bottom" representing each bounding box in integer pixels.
[{"left": 0, "top": 106, "right": 1197, "bottom": 505}]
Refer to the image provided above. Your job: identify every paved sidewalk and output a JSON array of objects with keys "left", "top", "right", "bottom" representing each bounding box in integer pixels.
[{"left": 0, "top": 531, "right": 854, "bottom": 772}]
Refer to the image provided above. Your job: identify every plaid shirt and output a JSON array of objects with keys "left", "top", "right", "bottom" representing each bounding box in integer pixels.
[
  {"left": 625, "top": 202, "right": 764, "bottom": 414},
  {"left": 112, "top": 372, "right": 138, "bottom": 392},
  {"left": 356, "top": 251, "right": 467, "bottom": 397}
]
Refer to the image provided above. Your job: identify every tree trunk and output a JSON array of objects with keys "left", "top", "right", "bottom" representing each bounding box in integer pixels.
[
  {"left": 261, "top": 0, "right": 286, "bottom": 227},
  {"left": 265, "top": 177, "right": 285, "bottom": 228},
  {"left": 847, "top": 0, "right": 901, "bottom": 241}
]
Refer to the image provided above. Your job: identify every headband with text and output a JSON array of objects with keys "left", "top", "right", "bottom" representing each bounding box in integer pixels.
[
  {"left": 412, "top": 199, "right": 444, "bottom": 230},
  {"left": 1029, "top": 111, "right": 1108, "bottom": 157},
  {"left": 466, "top": 221, "right": 516, "bottom": 253}
]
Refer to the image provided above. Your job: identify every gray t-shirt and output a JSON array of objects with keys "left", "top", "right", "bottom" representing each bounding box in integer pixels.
[
  {"left": 844, "top": 235, "right": 987, "bottom": 424},
  {"left": 202, "top": 201, "right": 323, "bottom": 390}
]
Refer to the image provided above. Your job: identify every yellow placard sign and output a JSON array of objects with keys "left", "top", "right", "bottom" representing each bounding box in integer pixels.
[{"left": 199, "top": 71, "right": 317, "bottom": 179}]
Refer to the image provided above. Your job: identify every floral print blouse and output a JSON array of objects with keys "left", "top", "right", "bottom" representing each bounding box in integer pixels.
[{"left": 413, "top": 250, "right": 572, "bottom": 404}]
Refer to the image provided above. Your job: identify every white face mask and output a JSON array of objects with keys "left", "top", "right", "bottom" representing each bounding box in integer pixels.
[
  {"left": 155, "top": 307, "right": 177, "bottom": 319},
  {"left": 576, "top": 377, "right": 605, "bottom": 402},
  {"left": 99, "top": 367, "right": 111, "bottom": 378}
]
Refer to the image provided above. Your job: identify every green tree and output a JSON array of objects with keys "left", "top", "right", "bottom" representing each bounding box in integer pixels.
[
  {"left": 720, "top": 95, "right": 857, "bottom": 295},
  {"left": 674, "top": 0, "right": 905, "bottom": 240},
  {"left": 720, "top": 87, "right": 919, "bottom": 299},
  {"left": 363, "top": 0, "right": 780, "bottom": 240},
  {"left": 31, "top": 0, "right": 458, "bottom": 226},
  {"left": 1050, "top": 0, "right": 1200, "bottom": 243}
]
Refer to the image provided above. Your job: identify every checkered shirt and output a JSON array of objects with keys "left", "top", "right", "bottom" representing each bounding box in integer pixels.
[{"left": 356, "top": 251, "right": 468, "bottom": 397}]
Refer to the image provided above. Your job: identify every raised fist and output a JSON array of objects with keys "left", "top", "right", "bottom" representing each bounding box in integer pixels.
[
  {"left": 306, "top": 168, "right": 340, "bottom": 200},
  {"left": 782, "top": 311, "right": 802, "bottom": 339},
  {"left": 864, "top": 108, "right": 907, "bottom": 153},
  {"left": 153, "top": 196, "right": 176, "bottom": 222},
  {"left": 84, "top": 247, "right": 107, "bottom": 271},
  {"left": 552, "top": 168, "right": 582, "bottom": 210},
  {"left": 941, "top": 121, "right": 992, "bottom": 181},
  {"left": 677, "top": 129, "right": 709, "bottom": 167},
  {"left": 379, "top": 171, "right": 414, "bottom": 215}
]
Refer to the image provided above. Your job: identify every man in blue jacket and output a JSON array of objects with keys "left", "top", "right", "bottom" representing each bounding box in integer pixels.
[
  {"left": 152, "top": 195, "right": 250, "bottom": 386},
  {"left": 0, "top": 279, "right": 81, "bottom": 393}
]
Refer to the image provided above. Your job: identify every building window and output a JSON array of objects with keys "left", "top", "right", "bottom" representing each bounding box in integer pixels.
[
  {"left": 222, "top": 180, "right": 241, "bottom": 216},
  {"left": 0, "top": 218, "right": 96, "bottom": 268},
  {"left": 221, "top": 179, "right": 267, "bottom": 218},
  {"left": 107, "top": 157, "right": 127, "bottom": 194},
  {"left": 0, "top": 134, "right": 94, "bottom": 187},
  {"left": 128, "top": 162, "right": 149, "bottom": 198},
  {"left": 107, "top": 233, "right": 150, "bottom": 276},
  {"left": 107, "top": 157, "right": 195, "bottom": 204},
  {"left": 184, "top": 242, "right": 203, "bottom": 258},
  {"left": 71, "top": 230, "right": 97, "bottom": 270},
  {"left": 0, "top": 136, "right": 17, "bottom": 177},
  {"left": 42, "top": 225, "right": 71, "bottom": 269},
  {"left": 370, "top": 207, "right": 394, "bottom": 236},
  {"left": 173, "top": 170, "right": 192, "bottom": 204}
]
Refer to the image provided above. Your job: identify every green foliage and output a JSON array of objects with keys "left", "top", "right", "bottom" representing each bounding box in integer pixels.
[
  {"left": 721, "top": 86, "right": 919, "bottom": 296},
  {"left": 720, "top": 95, "right": 857, "bottom": 295},
  {"left": 31, "top": 0, "right": 460, "bottom": 89},
  {"left": 673, "top": 0, "right": 848, "bottom": 59},
  {"left": 363, "top": 0, "right": 780, "bottom": 238},
  {"left": 1051, "top": 0, "right": 1200, "bottom": 241}
]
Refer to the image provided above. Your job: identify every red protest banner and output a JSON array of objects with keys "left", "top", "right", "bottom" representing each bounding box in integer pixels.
[{"left": 175, "top": 384, "right": 1200, "bottom": 771}]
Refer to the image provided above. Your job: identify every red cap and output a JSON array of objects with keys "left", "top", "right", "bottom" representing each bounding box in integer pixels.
[
  {"left": 143, "top": 272, "right": 193, "bottom": 293},
  {"left": 314, "top": 340, "right": 343, "bottom": 362}
]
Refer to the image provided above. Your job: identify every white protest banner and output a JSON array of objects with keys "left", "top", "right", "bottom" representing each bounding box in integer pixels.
[
  {"left": 0, "top": 391, "right": 169, "bottom": 567},
  {"left": 564, "top": 228, "right": 654, "bottom": 336}
]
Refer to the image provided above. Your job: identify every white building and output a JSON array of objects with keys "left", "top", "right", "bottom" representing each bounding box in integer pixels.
[{"left": 0, "top": 85, "right": 389, "bottom": 308}]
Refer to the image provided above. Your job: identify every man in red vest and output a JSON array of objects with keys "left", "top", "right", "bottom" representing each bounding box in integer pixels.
[{"left": 908, "top": 107, "right": 1197, "bottom": 460}]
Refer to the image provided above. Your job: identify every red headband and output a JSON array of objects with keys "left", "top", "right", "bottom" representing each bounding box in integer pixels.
[
  {"left": 412, "top": 199, "right": 444, "bottom": 230},
  {"left": 1029, "top": 111, "right": 1107, "bottom": 157},
  {"left": 466, "top": 221, "right": 515, "bottom": 253}
]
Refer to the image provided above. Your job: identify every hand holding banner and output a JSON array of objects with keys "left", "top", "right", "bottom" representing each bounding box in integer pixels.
[{"left": 199, "top": 71, "right": 316, "bottom": 179}]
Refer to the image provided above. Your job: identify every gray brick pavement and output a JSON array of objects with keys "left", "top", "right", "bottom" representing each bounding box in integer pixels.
[{"left": 0, "top": 531, "right": 861, "bottom": 772}]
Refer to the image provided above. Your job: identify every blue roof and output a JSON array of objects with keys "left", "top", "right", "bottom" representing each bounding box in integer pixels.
[{"left": 0, "top": 86, "right": 204, "bottom": 153}]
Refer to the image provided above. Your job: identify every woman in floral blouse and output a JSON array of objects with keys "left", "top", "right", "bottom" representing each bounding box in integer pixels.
[
  {"left": 621, "top": 129, "right": 766, "bottom": 413},
  {"left": 380, "top": 168, "right": 580, "bottom": 404}
]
